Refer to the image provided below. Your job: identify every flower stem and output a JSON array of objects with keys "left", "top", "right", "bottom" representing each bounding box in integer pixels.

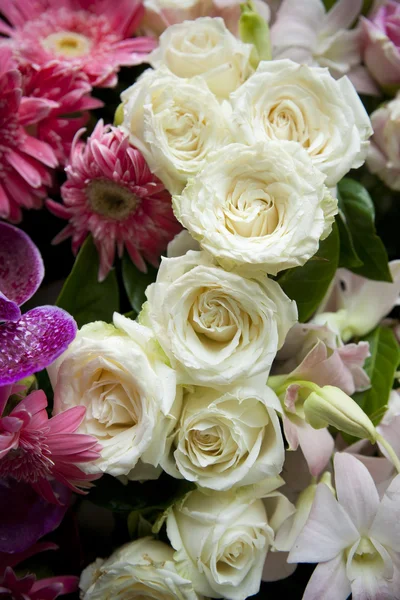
[{"left": 376, "top": 433, "right": 400, "bottom": 475}]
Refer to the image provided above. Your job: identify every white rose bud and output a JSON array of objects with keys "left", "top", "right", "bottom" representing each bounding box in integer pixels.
[
  {"left": 120, "top": 67, "right": 233, "bottom": 194},
  {"left": 50, "top": 314, "right": 181, "bottom": 478},
  {"left": 162, "top": 384, "right": 284, "bottom": 490},
  {"left": 231, "top": 59, "right": 372, "bottom": 186},
  {"left": 167, "top": 486, "right": 274, "bottom": 600},
  {"left": 80, "top": 537, "right": 203, "bottom": 600},
  {"left": 148, "top": 17, "right": 254, "bottom": 98},
  {"left": 143, "top": 251, "right": 298, "bottom": 387},
  {"left": 173, "top": 141, "right": 337, "bottom": 275}
]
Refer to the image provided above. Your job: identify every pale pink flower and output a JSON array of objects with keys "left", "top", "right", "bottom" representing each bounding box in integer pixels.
[
  {"left": 315, "top": 261, "right": 400, "bottom": 342},
  {"left": 0, "top": 48, "right": 57, "bottom": 223},
  {"left": 47, "top": 121, "right": 181, "bottom": 281},
  {"left": 0, "top": 0, "right": 156, "bottom": 88},
  {"left": 0, "top": 389, "right": 101, "bottom": 504},
  {"left": 362, "top": 0, "right": 400, "bottom": 90},
  {"left": 367, "top": 92, "right": 400, "bottom": 191},
  {"left": 271, "top": 0, "right": 379, "bottom": 94},
  {"left": 289, "top": 453, "right": 400, "bottom": 600},
  {"left": 377, "top": 390, "right": 400, "bottom": 461},
  {"left": 20, "top": 61, "right": 103, "bottom": 164}
]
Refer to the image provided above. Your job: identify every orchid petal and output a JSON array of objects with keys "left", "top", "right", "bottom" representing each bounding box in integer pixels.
[
  {"left": 0, "top": 306, "right": 77, "bottom": 386},
  {"left": 321, "top": 0, "right": 362, "bottom": 37},
  {"left": 289, "top": 484, "right": 359, "bottom": 563},
  {"left": 292, "top": 418, "right": 334, "bottom": 477},
  {"left": 370, "top": 475, "right": 400, "bottom": 552},
  {"left": 334, "top": 453, "right": 380, "bottom": 534},
  {"left": 0, "top": 291, "right": 20, "bottom": 322},
  {"left": 302, "top": 555, "right": 351, "bottom": 600},
  {"left": 0, "top": 222, "right": 44, "bottom": 308}
]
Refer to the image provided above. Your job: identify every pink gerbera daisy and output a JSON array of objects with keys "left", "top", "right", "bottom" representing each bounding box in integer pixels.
[
  {"left": 20, "top": 61, "right": 104, "bottom": 164},
  {"left": 47, "top": 121, "right": 181, "bottom": 282},
  {"left": 0, "top": 48, "right": 57, "bottom": 222},
  {"left": 0, "top": 389, "right": 102, "bottom": 504},
  {"left": 0, "top": 0, "right": 156, "bottom": 88}
]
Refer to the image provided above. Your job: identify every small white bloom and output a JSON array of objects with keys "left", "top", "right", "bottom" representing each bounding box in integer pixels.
[
  {"left": 289, "top": 453, "right": 400, "bottom": 600},
  {"left": 50, "top": 314, "right": 181, "bottom": 478},
  {"left": 173, "top": 141, "right": 337, "bottom": 275},
  {"left": 163, "top": 384, "right": 284, "bottom": 490},
  {"left": 120, "top": 67, "right": 233, "bottom": 194},
  {"left": 143, "top": 250, "right": 298, "bottom": 387},
  {"left": 148, "top": 17, "right": 254, "bottom": 98},
  {"left": 167, "top": 482, "right": 281, "bottom": 600},
  {"left": 231, "top": 59, "right": 372, "bottom": 186},
  {"left": 80, "top": 537, "right": 203, "bottom": 600}
]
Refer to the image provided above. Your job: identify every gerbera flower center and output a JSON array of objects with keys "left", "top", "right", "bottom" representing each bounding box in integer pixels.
[
  {"left": 42, "top": 31, "right": 92, "bottom": 58},
  {"left": 86, "top": 179, "right": 140, "bottom": 221}
]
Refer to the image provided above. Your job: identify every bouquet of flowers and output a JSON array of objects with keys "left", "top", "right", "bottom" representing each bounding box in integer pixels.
[{"left": 2, "top": 0, "right": 400, "bottom": 598}]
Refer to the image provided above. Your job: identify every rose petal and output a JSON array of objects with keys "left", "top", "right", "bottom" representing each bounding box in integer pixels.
[
  {"left": 0, "top": 222, "right": 44, "bottom": 308},
  {"left": 0, "top": 306, "right": 77, "bottom": 385}
]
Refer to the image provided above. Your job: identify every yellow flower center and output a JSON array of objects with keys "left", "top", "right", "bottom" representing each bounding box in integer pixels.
[{"left": 42, "top": 31, "right": 92, "bottom": 58}]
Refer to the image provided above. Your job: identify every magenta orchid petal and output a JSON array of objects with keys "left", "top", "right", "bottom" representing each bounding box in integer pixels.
[
  {"left": 302, "top": 555, "right": 351, "bottom": 600},
  {"left": 0, "top": 292, "right": 21, "bottom": 322},
  {"left": 31, "top": 575, "right": 78, "bottom": 599},
  {"left": 289, "top": 484, "right": 359, "bottom": 564},
  {"left": 0, "top": 479, "right": 70, "bottom": 553},
  {"left": 334, "top": 452, "right": 380, "bottom": 533},
  {"left": 0, "top": 222, "right": 44, "bottom": 308},
  {"left": 0, "top": 305, "right": 77, "bottom": 385}
]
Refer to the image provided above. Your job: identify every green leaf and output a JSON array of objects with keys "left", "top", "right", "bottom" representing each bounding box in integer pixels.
[
  {"left": 337, "top": 179, "right": 392, "bottom": 282},
  {"left": 89, "top": 473, "right": 195, "bottom": 515},
  {"left": 277, "top": 223, "right": 340, "bottom": 323},
  {"left": 336, "top": 208, "right": 363, "bottom": 269},
  {"left": 56, "top": 236, "right": 119, "bottom": 328},
  {"left": 122, "top": 253, "right": 158, "bottom": 315},
  {"left": 353, "top": 327, "right": 400, "bottom": 425}
]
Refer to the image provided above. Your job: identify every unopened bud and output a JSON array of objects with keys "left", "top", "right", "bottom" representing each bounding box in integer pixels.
[
  {"left": 239, "top": 1, "right": 272, "bottom": 67},
  {"left": 304, "top": 385, "right": 376, "bottom": 443},
  {"left": 114, "top": 103, "right": 124, "bottom": 126}
]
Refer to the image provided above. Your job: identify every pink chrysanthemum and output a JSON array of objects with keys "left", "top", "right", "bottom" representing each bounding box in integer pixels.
[
  {"left": 47, "top": 121, "right": 182, "bottom": 281},
  {"left": 20, "top": 61, "right": 103, "bottom": 164},
  {"left": 0, "top": 389, "right": 102, "bottom": 504},
  {"left": 0, "top": 48, "right": 57, "bottom": 222},
  {"left": 0, "top": 0, "right": 156, "bottom": 88}
]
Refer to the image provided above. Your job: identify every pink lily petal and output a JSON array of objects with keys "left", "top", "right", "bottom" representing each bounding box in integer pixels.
[
  {"left": 334, "top": 452, "right": 380, "bottom": 533},
  {"left": 0, "top": 306, "right": 77, "bottom": 385},
  {"left": 0, "top": 222, "right": 44, "bottom": 308},
  {"left": 302, "top": 554, "right": 351, "bottom": 600},
  {"left": 289, "top": 484, "right": 359, "bottom": 563}
]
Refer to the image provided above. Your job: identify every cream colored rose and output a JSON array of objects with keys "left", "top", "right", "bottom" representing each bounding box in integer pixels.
[
  {"left": 231, "top": 59, "right": 372, "bottom": 186},
  {"left": 80, "top": 537, "right": 203, "bottom": 600},
  {"left": 148, "top": 17, "right": 254, "bottom": 98},
  {"left": 162, "top": 384, "right": 284, "bottom": 490},
  {"left": 173, "top": 141, "right": 337, "bottom": 275},
  {"left": 166, "top": 483, "right": 282, "bottom": 600},
  {"left": 143, "top": 251, "right": 297, "bottom": 387},
  {"left": 120, "top": 67, "right": 233, "bottom": 194},
  {"left": 50, "top": 314, "right": 180, "bottom": 478}
]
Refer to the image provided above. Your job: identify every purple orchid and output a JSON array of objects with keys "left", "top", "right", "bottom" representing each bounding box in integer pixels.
[
  {"left": 0, "top": 541, "right": 78, "bottom": 600},
  {"left": 0, "top": 222, "right": 77, "bottom": 399}
]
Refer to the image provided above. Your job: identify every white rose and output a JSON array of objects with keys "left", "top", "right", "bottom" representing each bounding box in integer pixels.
[
  {"left": 173, "top": 141, "right": 337, "bottom": 275},
  {"left": 166, "top": 483, "right": 281, "bottom": 600},
  {"left": 147, "top": 17, "right": 254, "bottom": 98},
  {"left": 120, "top": 67, "right": 233, "bottom": 194},
  {"left": 143, "top": 251, "right": 298, "bottom": 387},
  {"left": 162, "top": 384, "right": 284, "bottom": 490},
  {"left": 80, "top": 537, "right": 203, "bottom": 600},
  {"left": 50, "top": 314, "right": 180, "bottom": 478},
  {"left": 231, "top": 59, "right": 372, "bottom": 186}
]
